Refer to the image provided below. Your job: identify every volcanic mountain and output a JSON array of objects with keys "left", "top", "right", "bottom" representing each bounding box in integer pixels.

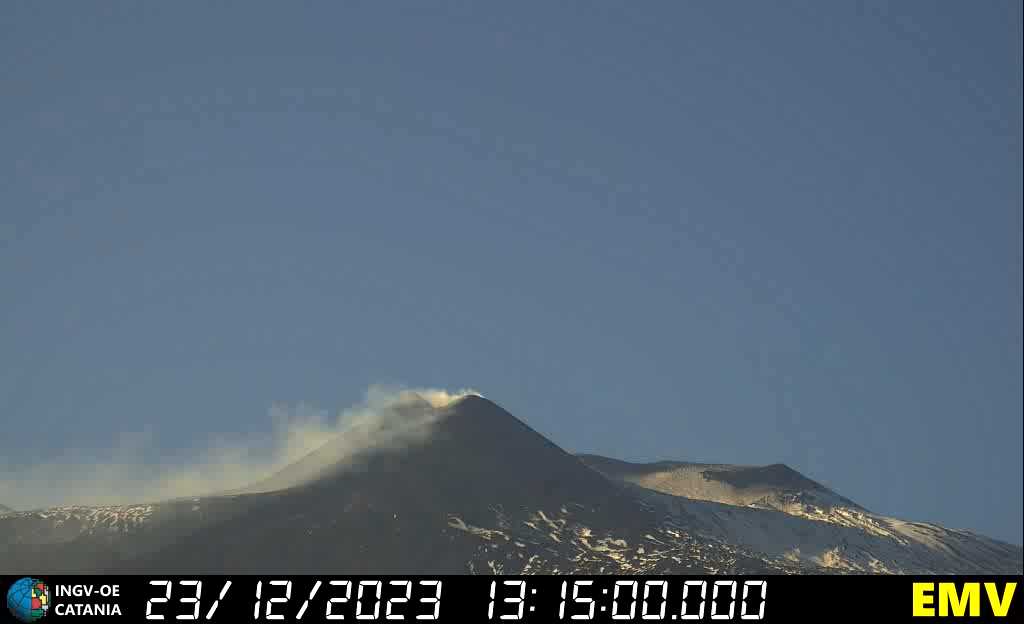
[
  {"left": 1, "top": 394, "right": 1020, "bottom": 574},
  {"left": 114, "top": 395, "right": 784, "bottom": 574}
]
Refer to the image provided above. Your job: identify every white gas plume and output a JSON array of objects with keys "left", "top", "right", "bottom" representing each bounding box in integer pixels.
[{"left": 0, "top": 385, "right": 482, "bottom": 511}]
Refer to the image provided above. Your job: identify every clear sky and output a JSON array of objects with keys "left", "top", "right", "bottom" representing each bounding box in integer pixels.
[{"left": 2, "top": 2, "right": 1021, "bottom": 543}]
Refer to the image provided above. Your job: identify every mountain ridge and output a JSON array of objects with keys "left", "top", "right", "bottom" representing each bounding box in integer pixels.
[{"left": 577, "top": 454, "right": 863, "bottom": 513}]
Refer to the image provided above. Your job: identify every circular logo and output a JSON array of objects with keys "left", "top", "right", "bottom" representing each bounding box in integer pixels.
[{"left": 6, "top": 577, "right": 50, "bottom": 623}]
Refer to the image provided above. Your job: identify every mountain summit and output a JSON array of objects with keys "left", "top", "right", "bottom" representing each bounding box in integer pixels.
[
  {"left": 1, "top": 395, "right": 1020, "bottom": 574},
  {"left": 246, "top": 394, "right": 613, "bottom": 505}
]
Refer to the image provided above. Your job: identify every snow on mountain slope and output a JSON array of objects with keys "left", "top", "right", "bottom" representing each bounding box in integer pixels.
[
  {"left": 580, "top": 455, "right": 1022, "bottom": 574},
  {"left": 0, "top": 494, "right": 263, "bottom": 572}
]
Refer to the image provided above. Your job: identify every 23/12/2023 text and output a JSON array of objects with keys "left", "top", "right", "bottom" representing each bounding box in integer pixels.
[{"left": 142, "top": 578, "right": 766, "bottom": 622}]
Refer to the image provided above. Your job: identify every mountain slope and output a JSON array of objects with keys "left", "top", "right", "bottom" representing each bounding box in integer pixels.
[
  {"left": 580, "top": 454, "right": 1022, "bottom": 573},
  {"left": 1, "top": 395, "right": 1019, "bottom": 574}
]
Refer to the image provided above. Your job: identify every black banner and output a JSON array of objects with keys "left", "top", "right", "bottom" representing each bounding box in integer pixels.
[{"left": 2, "top": 575, "right": 1020, "bottom": 623}]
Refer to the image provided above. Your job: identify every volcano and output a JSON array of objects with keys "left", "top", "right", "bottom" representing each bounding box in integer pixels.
[{"left": 1, "top": 394, "right": 1020, "bottom": 574}]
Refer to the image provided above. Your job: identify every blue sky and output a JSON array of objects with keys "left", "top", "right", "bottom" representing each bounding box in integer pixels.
[{"left": 1, "top": 2, "right": 1021, "bottom": 543}]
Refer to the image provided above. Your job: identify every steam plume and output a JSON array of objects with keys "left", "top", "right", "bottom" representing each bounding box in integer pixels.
[{"left": 0, "top": 385, "right": 481, "bottom": 511}]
